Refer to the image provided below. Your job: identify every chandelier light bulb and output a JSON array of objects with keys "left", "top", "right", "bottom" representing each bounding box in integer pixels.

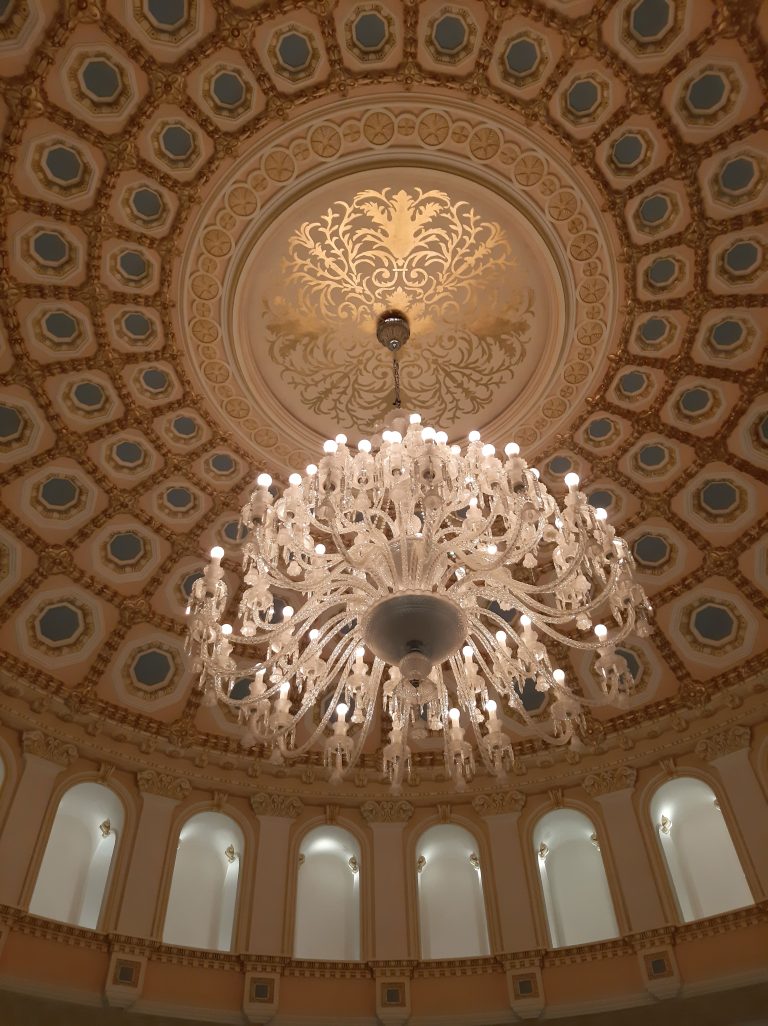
[
  {"left": 564, "top": 472, "right": 580, "bottom": 489},
  {"left": 336, "top": 702, "right": 349, "bottom": 719},
  {"left": 410, "top": 413, "right": 422, "bottom": 424},
  {"left": 531, "top": 468, "right": 540, "bottom": 480},
  {"left": 335, "top": 433, "right": 348, "bottom": 445},
  {"left": 595, "top": 507, "right": 608, "bottom": 521},
  {"left": 186, "top": 346, "right": 651, "bottom": 792}
]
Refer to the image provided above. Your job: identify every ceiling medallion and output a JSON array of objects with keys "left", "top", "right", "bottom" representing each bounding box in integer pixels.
[
  {"left": 187, "top": 315, "right": 652, "bottom": 791},
  {"left": 263, "top": 187, "right": 533, "bottom": 428}
]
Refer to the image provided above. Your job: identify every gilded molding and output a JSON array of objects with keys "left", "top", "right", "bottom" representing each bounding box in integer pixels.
[
  {"left": 694, "top": 725, "right": 751, "bottom": 762},
  {"left": 249, "top": 792, "right": 304, "bottom": 818},
  {"left": 21, "top": 730, "right": 77, "bottom": 767},
  {"left": 582, "top": 766, "right": 638, "bottom": 797},
  {"left": 471, "top": 790, "right": 526, "bottom": 816},
  {"left": 359, "top": 800, "right": 414, "bottom": 823},
  {"left": 136, "top": 770, "right": 191, "bottom": 801}
]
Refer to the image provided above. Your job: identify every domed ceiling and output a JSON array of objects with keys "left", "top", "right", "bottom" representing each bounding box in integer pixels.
[{"left": 0, "top": 0, "right": 766, "bottom": 788}]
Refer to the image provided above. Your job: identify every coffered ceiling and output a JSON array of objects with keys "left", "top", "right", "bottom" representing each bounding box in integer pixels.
[{"left": 0, "top": 0, "right": 766, "bottom": 782}]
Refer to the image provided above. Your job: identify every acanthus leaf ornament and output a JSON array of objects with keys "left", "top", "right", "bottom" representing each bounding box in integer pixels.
[
  {"left": 360, "top": 800, "right": 415, "bottom": 823},
  {"left": 249, "top": 792, "right": 304, "bottom": 818},
  {"left": 136, "top": 770, "right": 191, "bottom": 801}
]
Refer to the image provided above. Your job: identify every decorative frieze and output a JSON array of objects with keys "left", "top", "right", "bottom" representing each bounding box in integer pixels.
[
  {"left": 695, "top": 725, "right": 751, "bottom": 762},
  {"left": 136, "top": 770, "right": 190, "bottom": 801},
  {"left": 582, "top": 766, "right": 637, "bottom": 797},
  {"left": 471, "top": 790, "right": 526, "bottom": 816},
  {"left": 249, "top": 792, "right": 304, "bottom": 818},
  {"left": 360, "top": 800, "right": 414, "bottom": 823},
  {"left": 21, "top": 730, "right": 77, "bottom": 767}
]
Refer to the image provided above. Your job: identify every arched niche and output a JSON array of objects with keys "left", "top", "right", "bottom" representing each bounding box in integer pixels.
[
  {"left": 162, "top": 811, "right": 244, "bottom": 951},
  {"left": 293, "top": 825, "right": 361, "bottom": 960},
  {"left": 650, "top": 776, "right": 753, "bottom": 922},
  {"left": 533, "top": 808, "right": 619, "bottom": 948},
  {"left": 416, "top": 823, "right": 490, "bottom": 960},
  {"left": 28, "top": 781, "right": 124, "bottom": 930}
]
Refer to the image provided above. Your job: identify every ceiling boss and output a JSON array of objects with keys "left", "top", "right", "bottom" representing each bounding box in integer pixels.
[{"left": 187, "top": 311, "right": 652, "bottom": 791}]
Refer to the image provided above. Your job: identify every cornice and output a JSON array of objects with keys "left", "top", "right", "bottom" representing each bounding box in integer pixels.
[
  {"left": 2, "top": 674, "right": 767, "bottom": 806},
  {"left": 1, "top": 903, "right": 766, "bottom": 976}
]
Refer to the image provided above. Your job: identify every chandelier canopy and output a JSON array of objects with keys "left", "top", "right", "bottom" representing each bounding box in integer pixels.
[{"left": 187, "top": 315, "right": 652, "bottom": 790}]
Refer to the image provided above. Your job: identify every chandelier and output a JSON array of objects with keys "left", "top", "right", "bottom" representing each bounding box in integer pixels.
[{"left": 187, "top": 313, "right": 652, "bottom": 790}]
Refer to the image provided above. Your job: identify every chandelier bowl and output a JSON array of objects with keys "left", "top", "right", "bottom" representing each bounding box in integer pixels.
[{"left": 362, "top": 592, "right": 468, "bottom": 681}]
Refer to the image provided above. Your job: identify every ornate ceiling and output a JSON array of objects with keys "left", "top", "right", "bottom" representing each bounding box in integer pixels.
[{"left": 0, "top": 0, "right": 766, "bottom": 789}]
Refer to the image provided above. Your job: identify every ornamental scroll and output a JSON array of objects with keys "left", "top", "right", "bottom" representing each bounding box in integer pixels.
[
  {"left": 695, "top": 725, "right": 751, "bottom": 762},
  {"left": 136, "top": 770, "right": 191, "bottom": 801},
  {"left": 360, "top": 800, "right": 414, "bottom": 823},
  {"left": 22, "top": 730, "right": 77, "bottom": 767},
  {"left": 582, "top": 766, "right": 638, "bottom": 797},
  {"left": 471, "top": 790, "right": 526, "bottom": 816},
  {"left": 250, "top": 792, "right": 304, "bottom": 818}
]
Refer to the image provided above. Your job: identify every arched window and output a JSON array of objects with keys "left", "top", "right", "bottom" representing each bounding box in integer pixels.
[
  {"left": 416, "top": 824, "right": 490, "bottom": 959},
  {"left": 651, "top": 777, "right": 753, "bottom": 921},
  {"left": 534, "top": 808, "right": 619, "bottom": 948},
  {"left": 29, "top": 782, "right": 123, "bottom": 929},
  {"left": 163, "top": 812, "right": 243, "bottom": 951},
  {"left": 293, "top": 826, "right": 361, "bottom": 960}
]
